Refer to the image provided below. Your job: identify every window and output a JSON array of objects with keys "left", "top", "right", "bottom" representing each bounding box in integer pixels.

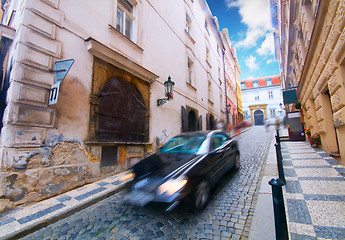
[
  {"left": 268, "top": 91, "right": 273, "bottom": 99},
  {"left": 186, "top": 14, "right": 192, "bottom": 35},
  {"left": 187, "top": 58, "right": 193, "bottom": 85},
  {"left": 255, "top": 95, "right": 259, "bottom": 101},
  {"left": 211, "top": 133, "right": 229, "bottom": 151},
  {"left": 270, "top": 108, "right": 276, "bottom": 117},
  {"left": 206, "top": 46, "right": 210, "bottom": 63},
  {"left": 266, "top": 78, "right": 272, "bottom": 86},
  {"left": 208, "top": 80, "right": 213, "bottom": 101},
  {"left": 116, "top": 0, "right": 135, "bottom": 40},
  {"left": 244, "top": 111, "right": 249, "bottom": 119},
  {"left": 205, "top": 19, "right": 209, "bottom": 32},
  {"left": 253, "top": 81, "right": 259, "bottom": 88},
  {"left": 241, "top": 82, "right": 246, "bottom": 89}
]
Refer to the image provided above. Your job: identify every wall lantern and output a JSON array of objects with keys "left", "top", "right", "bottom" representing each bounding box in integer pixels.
[{"left": 157, "top": 76, "right": 175, "bottom": 106}]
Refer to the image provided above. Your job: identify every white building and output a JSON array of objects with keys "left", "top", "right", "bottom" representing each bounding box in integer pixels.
[
  {"left": 0, "top": 0, "right": 226, "bottom": 210},
  {"left": 241, "top": 75, "right": 285, "bottom": 125}
]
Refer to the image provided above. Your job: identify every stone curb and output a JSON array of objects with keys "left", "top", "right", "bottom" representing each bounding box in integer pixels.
[{"left": 0, "top": 172, "right": 131, "bottom": 240}]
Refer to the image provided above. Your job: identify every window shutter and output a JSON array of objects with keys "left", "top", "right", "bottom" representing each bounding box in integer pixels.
[
  {"left": 198, "top": 115, "right": 202, "bottom": 130},
  {"left": 181, "top": 106, "right": 188, "bottom": 132}
]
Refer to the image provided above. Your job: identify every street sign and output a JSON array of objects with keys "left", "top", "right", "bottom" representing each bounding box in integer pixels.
[
  {"left": 49, "top": 82, "right": 60, "bottom": 105},
  {"left": 283, "top": 89, "right": 297, "bottom": 104},
  {"left": 48, "top": 59, "right": 75, "bottom": 105},
  {"left": 54, "top": 59, "right": 75, "bottom": 83}
]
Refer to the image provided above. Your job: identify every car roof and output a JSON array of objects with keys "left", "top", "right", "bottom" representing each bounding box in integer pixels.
[{"left": 174, "top": 130, "right": 229, "bottom": 138}]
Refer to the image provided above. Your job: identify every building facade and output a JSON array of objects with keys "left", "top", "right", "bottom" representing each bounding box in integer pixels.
[
  {"left": 0, "top": 0, "right": 227, "bottom": 210},
  {"left": 274, "top": 0, "right": 345, "bottom": 164},
  {"left": 221, "top": 28, "right": 240, "bottom": 131},
  {"left": 241, "top": 75, "right": 285, "bottom": 125}
]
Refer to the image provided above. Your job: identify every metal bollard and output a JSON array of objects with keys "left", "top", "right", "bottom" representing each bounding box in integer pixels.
[
  {"left": 269, "top": 178, "right": 289, "bottom": 240},
  {"left": 275, "top": 141, "right": 286, "bottom": 185}
]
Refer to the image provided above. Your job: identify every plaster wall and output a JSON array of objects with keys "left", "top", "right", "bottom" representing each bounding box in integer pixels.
[{"left": 0, "top": 0, "right": 225, "bottom": 210}]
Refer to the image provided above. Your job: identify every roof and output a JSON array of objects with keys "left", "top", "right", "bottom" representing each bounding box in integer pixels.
[{"left": 241, "top": 75, "right": 280, "bottom": 89}]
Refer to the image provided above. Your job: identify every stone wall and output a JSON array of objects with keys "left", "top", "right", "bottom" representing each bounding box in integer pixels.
[{"left": 298, "top": 1, "right": 345, "bottom": 163}]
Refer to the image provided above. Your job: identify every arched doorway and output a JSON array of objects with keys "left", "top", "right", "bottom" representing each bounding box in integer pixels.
[
  {"left": 254, "top": 110, "right": 264, "bottom": 125},
  {"left": 98, "top": 78, "right": 147, "bottom": 142}
]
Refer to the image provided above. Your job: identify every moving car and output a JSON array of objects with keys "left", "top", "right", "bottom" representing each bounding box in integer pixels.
[{"left": 123, "top": 130, "right": 240, "bottom": 211}]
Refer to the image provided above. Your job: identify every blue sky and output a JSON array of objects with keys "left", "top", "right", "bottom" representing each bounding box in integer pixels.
[{"left": 206, "top": 0, "right": 280, "bottom": 80}]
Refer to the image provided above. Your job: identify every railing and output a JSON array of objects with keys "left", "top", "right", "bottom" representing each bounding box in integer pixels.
[{"left": 269, "top": 128, "right": 289, "bottom": 240}]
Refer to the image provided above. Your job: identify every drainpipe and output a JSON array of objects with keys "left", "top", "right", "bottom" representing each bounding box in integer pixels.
[{"left": 222, "top": 49, "right": 229, "bottom": 133}]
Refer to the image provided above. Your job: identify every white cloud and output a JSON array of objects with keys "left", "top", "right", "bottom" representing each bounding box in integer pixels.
[
  {"left": 245, "top": 55, "right": 258, "bottom": 70},
  {"left": 257, "top": 34, "right": 275, "bottom": 55},
  {"left": 266, "top": 59, "right": 273, "bottom": 64},
  {"left": 226, "top": 0, "right": 273, "bottom": 48}
]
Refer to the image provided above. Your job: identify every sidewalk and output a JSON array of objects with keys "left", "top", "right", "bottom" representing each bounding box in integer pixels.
[
  {"left": 249, "top": 127, "right": 345, "bottom": 239},
  {"left": 0, "top": 171, "right": 132, "bottom": 240}
]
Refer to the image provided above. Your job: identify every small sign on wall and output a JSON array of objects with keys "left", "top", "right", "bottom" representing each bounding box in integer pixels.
[
  {"left": 48, "top": 59, "right": 75, "bottom": 105},
  {"left": 49, "top": 82, "right": 60, "bottom": 105}
]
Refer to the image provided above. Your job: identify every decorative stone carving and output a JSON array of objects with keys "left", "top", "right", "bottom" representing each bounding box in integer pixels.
[
  {"left": 336, "top": 1, "right": 345, "bottom": 32},
  {"left": 317, "top": 119, "right": 326, "bottom": 133},
  {"left": 328, "top": 73, "right": 342, "bottom": 96},
  {"left": 333, "top": 27, "right": 345, "bottom": 63},
  {"left": 307, "top": 109, "right": 312, "bottom": 119},
  {"left": 313, "top": 90, "right": 321, "bottom": 104},
  {"left": 331, "top": 87, "right": 345, "bottom": 112},
  {"left": 333, "top": 106, "right": 345, "bottom": 128},
  {"left": 316, "top": 108, "right": 324, "bottom": 122}
]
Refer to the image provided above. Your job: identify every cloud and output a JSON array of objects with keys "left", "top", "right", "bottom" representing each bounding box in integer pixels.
[
  {"left": 266, "top": 59, "right": 273, "bottom": 64},
  {"left": 245, "top": 55, "right": 258, "bottom": 70},
  {"left": 226, "top": 0, "right": 273, "bottom": 48},
  {"left": 257, "top": 34, "right": 275, "bottom": 55}
]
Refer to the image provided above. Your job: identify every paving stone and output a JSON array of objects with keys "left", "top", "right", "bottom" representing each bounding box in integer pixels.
[{"left": 16, "top": 127, "right": 273, "bottom": 240}]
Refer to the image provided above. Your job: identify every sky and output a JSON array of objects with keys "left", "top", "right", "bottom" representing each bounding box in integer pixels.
[{"left": 206, "top": 0, "right": 280, "bottom": 80}]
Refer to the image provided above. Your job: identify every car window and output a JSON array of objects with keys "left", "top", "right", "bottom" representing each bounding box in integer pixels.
[
  {"left": 159, "top": 136, "right": 206, "bottom": 154},
  {"left": 211, "top": 133, "right": 229, "bottom": 151}
]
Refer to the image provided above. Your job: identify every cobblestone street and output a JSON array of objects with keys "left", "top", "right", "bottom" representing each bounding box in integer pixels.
[{"left": 20, "top": 126, "right": 272, "bottom": 240}]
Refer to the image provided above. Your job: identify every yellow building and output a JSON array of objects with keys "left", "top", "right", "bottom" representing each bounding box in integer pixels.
[{"left": 274, "top": 0, "right": 345, "bottom": 164}]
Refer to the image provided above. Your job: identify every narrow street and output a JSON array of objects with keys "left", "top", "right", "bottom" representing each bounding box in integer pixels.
[{"left": 21, "top": 126, "right": 273, "bottom": 240}]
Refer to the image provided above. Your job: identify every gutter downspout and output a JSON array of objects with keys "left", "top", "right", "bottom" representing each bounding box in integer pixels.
[{"left": 222, "top": 48, "right": 229, "bottom": 133}]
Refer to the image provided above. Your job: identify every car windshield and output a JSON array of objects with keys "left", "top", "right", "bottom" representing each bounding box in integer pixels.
[{"left": 159, "top": 135, "right": 206, "bottom": 154}]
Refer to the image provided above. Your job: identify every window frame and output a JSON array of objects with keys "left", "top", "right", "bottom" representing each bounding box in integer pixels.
[
  {"left": 187, "top": 57, "right": 194, "bottom": 86},
  {"left": 115, "top": 0, "right": 136, "bottom": 41},
  {"left": 186, "top": 13, "right": 192, "bottom": 35}
]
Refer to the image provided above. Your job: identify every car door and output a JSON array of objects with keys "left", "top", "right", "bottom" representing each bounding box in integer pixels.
[{"left": 207, "top": 133, "right": 228, "bottom": 186}]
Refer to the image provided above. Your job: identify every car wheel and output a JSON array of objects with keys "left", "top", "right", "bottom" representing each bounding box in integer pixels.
[
  {"left": 234, "top": 153, "right": 240, "bottom": 170},
  {"left": 193, "top": 181, "right": 210, "bottom": 210}
]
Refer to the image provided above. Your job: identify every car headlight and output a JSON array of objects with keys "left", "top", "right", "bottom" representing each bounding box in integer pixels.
[
  {"left": 157, "top": 176, "right": 187, "bottom": 195},
  {"left": 119, "top": 170, "right": 135, "bottom": 183}
]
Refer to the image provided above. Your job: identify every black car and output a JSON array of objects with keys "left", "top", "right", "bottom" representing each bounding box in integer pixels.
[{"left": 122, "top": 130, "right": 240, "bottom": 211}]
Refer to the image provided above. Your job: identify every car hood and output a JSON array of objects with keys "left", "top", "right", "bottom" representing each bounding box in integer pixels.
[{"left": 132, "top": 152, "right": 203, "bottom": 179}]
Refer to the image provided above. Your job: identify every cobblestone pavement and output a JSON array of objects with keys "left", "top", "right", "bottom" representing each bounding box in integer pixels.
[
  {"left": 20, "top": 126, "right": 272, "bottom": 240},
  {"left": 282, "top": 141, "right": 345, "bottom": 239}
]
